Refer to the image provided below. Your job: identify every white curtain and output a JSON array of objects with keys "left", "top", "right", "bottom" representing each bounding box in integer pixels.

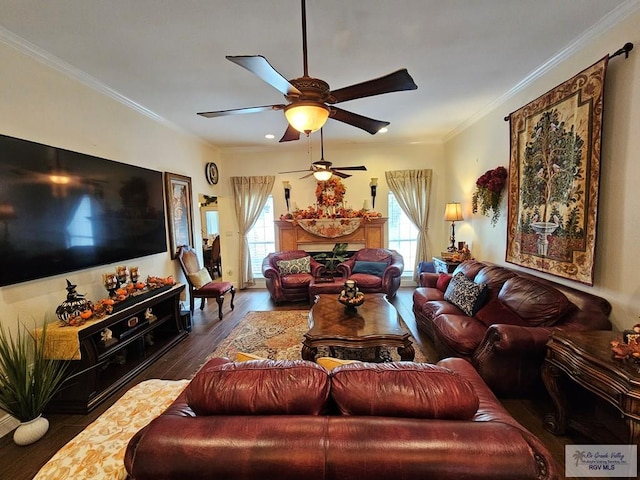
[
  {"left": 385, "top": 169, "right": 432, "bottom": 282},
  {"left": 231, "top": 176, "right": 275, "bottom": 289}
]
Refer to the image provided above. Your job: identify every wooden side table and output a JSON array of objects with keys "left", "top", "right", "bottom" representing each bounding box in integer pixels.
[
  {"left": 432, "top": 256, "right": 461, "bottom": 274},
  {"left": 542, "top": 330, "right": 640, "bottom": 444}
]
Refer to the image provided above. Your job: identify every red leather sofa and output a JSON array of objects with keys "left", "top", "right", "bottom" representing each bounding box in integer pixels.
[
  {"left": 125, "top": 356, "right": 559, "bottom": 479},
  {"left": 413, "top": 260, "right": 612, "bottom": 396},
  {"left": 336, "top": 248, "right": 404, "bottom": 299},
  {"left": 262, "top": 250, "right": 326, "bottom": 304}
]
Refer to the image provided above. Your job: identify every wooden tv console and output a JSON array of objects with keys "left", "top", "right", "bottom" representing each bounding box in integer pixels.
[{"left": 46, "top": 284, "right": 187, "bottom": 414}]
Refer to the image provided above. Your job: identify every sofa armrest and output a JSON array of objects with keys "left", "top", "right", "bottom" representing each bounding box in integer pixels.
[
  {"left": 309, "top": 257, "right": 327, "bottom": 277},
  {"left": 419, "top": 272, "right": 440, "bottom": 288},
  {"left": 472, "top": 324, "right": 553, "bottom": 396},
  {"left": 336, "top": 259, "right": 354, "bottom": 278}
]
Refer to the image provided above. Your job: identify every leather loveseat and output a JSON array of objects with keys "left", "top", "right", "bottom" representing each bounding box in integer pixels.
[
  {"left": 413, "top": 260, "right": 612, "bottom": 396},
  {"left": 336, "top": 248, "right": 404, "bottom": 299},
  {"left": 125, "top": 356, "right": 559, "bottom": 480}
]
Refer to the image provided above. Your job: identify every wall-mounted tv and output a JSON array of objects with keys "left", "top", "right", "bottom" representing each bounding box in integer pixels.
[{"left": 0, "top": 133, "right": 167, "bottom": 287}]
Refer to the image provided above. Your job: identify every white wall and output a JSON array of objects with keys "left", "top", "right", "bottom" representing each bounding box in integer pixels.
[
  {"left": 444, "top": 9, "right": 640, "bottom": 329},
  {"left": 0, "top": 41, "right": 221, "bottom": 338},
  {"left": 220, "top": 140, "right": 447, "bottom": 278}
]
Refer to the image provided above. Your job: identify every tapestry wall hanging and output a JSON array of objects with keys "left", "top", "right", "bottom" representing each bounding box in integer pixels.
[{"left": 505, "top": 56, "right": 608, "bottom": 285}]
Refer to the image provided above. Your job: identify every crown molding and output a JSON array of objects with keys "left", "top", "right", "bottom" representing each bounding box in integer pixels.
[{"left": 444, "top": 0, "right": 640, "bottom": 142}]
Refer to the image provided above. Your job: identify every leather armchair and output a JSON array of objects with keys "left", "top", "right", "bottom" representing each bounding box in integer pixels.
[
  {"left": 336, "top": 248, "right": 404, "bottom": 299},
  {"left": 262, "top": 250, "right": 326, "bottom": 304}
]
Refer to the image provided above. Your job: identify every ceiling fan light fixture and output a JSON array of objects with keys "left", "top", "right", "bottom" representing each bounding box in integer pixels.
[
  {"left": 284, "top": 103, "right": 329, "bottom": 135},
  {"left": 313, "top": 169, "right": 333, "bottom": 181}
]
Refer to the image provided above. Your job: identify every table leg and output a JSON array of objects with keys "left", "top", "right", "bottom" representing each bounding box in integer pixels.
[
  {"left": 397, "top": 342, "right": 415, "bottom": 361},
  {"left": 541, "top": 361, "right": 567, "bottom": 435},
  {"left": 301, "top": 342, "right": 317, "bottom": 362}
]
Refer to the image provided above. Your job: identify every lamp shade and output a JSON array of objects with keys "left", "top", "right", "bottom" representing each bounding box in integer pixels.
[
  {"left": 313, "top": 169, "right": 333, "bottom": 181},
  {"left": 284, "top": 103, "right": 330, "bottom": 134},
  {"left": 444, "top": 202, "right": 463, "bottom": 222}
]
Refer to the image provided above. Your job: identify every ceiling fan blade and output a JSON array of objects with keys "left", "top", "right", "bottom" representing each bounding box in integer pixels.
[
  {"left": 330, "top": 107, "right": 390, "bottom": 135},
  {"left": 328, "top": 68, "right": 417, "bottom": 104},
  {"left": 226, "top": 55, "right": 301, "bottom": 97},
  {"left": 197, "top": 104, "right": 284, "bottom": 118},
  {"left": 279, "top": 124, "right": 301, "bottom": 143},
  {"left": 279, "top": 168, "right": 312, "bottom": 174},
  {"left": 299, "top": 172, "right": 315, "bottom": 179},
  {"left": 332, "top": 171, "right": 352, "bottom": 179},
  {"left": 332, "top": 166, "right": 367, "bottom": 171}
]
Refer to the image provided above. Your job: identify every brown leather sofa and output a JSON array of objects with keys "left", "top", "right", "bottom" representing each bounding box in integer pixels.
[
  {"left": 125, "top": 356, "right": 559, "bottom": 479},
  {"left": 336, "top": 248, "right": 404, "bottom": 299},
  {"left": 262, "top": 250, "right": 326, "bottom": 304},
  {"left": 413, "top": 260, "right": 612, "bottom": 397}
]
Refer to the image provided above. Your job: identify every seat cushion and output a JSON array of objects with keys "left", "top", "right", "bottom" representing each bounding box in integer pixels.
[
  {"left": 330, "top": 362, "right": 479, "bottom": 419},
  {"left": 281, "top": 272, "right": 314, "bottom": 288},
  {"left": 186, "top": 359, "right": 330, "bottom": 415},
  {"left": 432, "top": 314, "right": 487, "bottom": 356},
  {"left": 196, "top": 281, "right": 233, "bottom": 295},
  {"left": 349, "top": 273, "right": 382, "bottom": 289}
]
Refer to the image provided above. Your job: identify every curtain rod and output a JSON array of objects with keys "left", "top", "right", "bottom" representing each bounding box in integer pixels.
[{"left": 503, "top": 42, "right": 634, "bottom": 122}]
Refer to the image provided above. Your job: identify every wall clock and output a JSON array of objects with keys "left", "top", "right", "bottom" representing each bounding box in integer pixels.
[{"left": 205, "top": 162, "right": 219, "bottom": 185}]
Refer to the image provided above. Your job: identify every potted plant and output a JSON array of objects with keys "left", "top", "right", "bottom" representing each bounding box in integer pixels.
[
  {"left": 0, "top": 320, "right": 69, "bottom": 445},
  {"left": 313, "top": 243, "right": 349, "bottom": 274}
]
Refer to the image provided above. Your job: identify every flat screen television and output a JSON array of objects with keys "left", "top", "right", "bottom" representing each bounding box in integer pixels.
[{"left": 0, "top": 133, "right": 167, "bottom": 287}]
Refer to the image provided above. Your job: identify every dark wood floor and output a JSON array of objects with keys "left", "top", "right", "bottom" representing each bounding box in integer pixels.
[{"left": 0, "top": 287, "right": 583, "bottom": 480}]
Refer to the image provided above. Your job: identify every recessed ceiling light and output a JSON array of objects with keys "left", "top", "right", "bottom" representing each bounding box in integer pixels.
[
  {"left": 378, "top": 127, "right": 388, "bottom": 134},
  {"left": 265, "top": 134, "right": 275, "bottom": 139}
]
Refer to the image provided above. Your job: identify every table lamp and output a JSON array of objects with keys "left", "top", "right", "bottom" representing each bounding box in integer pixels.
[{"left": 444, "top": 202, "right": 463, "bottom": 252}]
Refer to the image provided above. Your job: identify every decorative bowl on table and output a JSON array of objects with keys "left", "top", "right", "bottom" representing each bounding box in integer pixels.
[{"left": 338, "top": 292, "right": 365, "bottom": 311}]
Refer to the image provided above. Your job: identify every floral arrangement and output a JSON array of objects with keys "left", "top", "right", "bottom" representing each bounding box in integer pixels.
[
  {"left": 471, "top": 166, "right": 508, "bottom": 226},
  {"left": 315, "top": 177, "right": 346, "bottom": 207},
  {"left": 279, "top": 176, "right": 382, "bottom": 221},
  {"left": 610, "top": 324, "right": 640, "bottom": 361}
]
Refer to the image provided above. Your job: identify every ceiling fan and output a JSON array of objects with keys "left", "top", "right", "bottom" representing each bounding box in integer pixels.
[
  {"left": 279, "top": 128, "right": 366, "bottom": 180},
  {"left": 197, "top": 0, "right": 418, "bottom": 142}
]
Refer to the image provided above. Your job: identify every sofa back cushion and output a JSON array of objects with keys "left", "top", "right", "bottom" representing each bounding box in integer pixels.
[
  {"left": 443, "top": 272, "right": 489, "bottom": 316},
  {"left": 186, "top": 359, "right": 330, "bottom": 415},
  {"left": 330, "top": 362, "right": 479, "bottom": 419},
  {"left": 473, "top": 266, "right": 516, "bottom": 301},
  {"left": 498, "top": 277, "right": 572, "bottom": 327}
]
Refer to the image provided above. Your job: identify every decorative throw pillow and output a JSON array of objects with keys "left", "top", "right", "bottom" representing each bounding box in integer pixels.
[
  {"left": 316, "top": 357, "right": 360, "bottom": 371},
  {"left": 352, "top": 260, "right": 387, "bottom": 276},
  {"left": 187, "top": 267, "right": 212, "bottom": 289},
  {"left": 276, "top": 256, "right": 311, "bottom": 275},
  {"left": 443, "top": 272, "right": 488, "bottom": 316},
  {"left": 235, "top": 351, "right": 266, "bottom": 362},
  {"left": 436, "top": 273, "right": 453, "bottom": 292}
]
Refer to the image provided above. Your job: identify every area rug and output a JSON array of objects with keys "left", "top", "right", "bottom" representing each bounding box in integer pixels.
[{"left": 209, "top": 310, "right": 431, "bottom": 363}]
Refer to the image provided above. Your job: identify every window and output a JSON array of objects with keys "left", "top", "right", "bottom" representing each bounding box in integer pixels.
[
  {"left": 247, "top": 195, "right": 276, "bottom": 277},
  {"left": 387, "top": 192, "right": 419, "bottom": 275}
]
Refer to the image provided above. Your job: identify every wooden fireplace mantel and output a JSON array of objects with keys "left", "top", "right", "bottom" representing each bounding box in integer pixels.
[{"left": 275, "top": 218, "right": 387, "bottom": 251}]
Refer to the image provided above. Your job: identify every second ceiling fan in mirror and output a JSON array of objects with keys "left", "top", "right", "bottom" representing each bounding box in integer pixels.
[{"left": 279, "top": 128, "right": 367, "bottom": 180}]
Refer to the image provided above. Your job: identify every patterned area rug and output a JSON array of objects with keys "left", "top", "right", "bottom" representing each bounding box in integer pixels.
[{"left": 209, "top": 310, "right": 431, "bottom": 363}]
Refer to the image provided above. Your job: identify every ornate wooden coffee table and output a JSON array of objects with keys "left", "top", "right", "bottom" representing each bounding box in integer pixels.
[{"left": 302, "top": 294, "right": 415, "bottom": 362}]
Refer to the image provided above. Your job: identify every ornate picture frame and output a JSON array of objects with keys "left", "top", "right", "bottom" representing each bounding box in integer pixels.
[
  {"left": 164, "top": 172, "right": 193, "bottom": 259},
  {"left": 506, "top": 56, "right": 609, "bottom": 285}
]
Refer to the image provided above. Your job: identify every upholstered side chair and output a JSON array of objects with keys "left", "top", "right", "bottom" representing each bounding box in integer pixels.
[
  {"left": 177, "top": 245, "right": 235, "bottom": 319},
  {"left": 262, "top": 250, "right": 326, "bottom": 304}
]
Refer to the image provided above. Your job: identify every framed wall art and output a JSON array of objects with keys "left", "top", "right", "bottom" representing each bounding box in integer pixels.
[
  {"left": 505, "top": 56, "right": 609, "bottom": 285},
  {"left": 164, "top": 172, "right": 194, "bottom": 259}
]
